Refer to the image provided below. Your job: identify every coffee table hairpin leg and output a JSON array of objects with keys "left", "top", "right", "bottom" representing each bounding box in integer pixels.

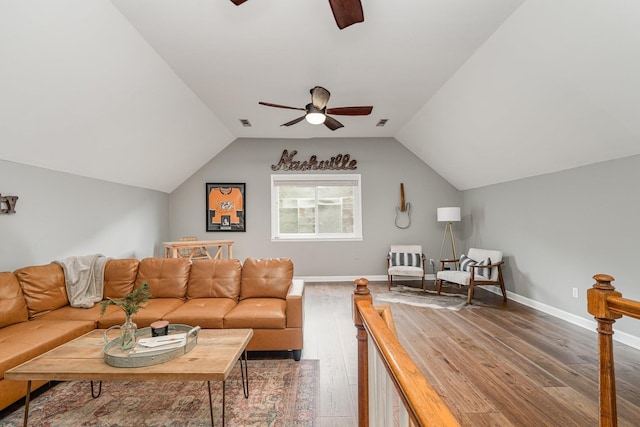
[
  {"left": 90, "top": 380, "right": 102, "bottom": 398},
  {"left": 21, "top": 380, "right": 32, "bottom": 427},
  {"left": 22, "top": 380, "right": 104, "bottom": 426},
  {"left": 207, "top": 350, "right": 249, "bottom": 426},
  {"left": 240, "top": 350, "right": 249, "bottom": 398}
]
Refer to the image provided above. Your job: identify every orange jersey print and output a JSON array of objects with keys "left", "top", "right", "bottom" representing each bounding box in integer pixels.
[{"left": 208, "top": 187, "right": 243, "bottom": 224}]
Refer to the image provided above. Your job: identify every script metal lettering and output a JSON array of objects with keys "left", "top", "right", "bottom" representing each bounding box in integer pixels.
[
  {"left": 271, "top": 149, "right": 357, "bottom": 171},
  {"left": 0, "top": 194, "right": 18, "bottom": 214}
]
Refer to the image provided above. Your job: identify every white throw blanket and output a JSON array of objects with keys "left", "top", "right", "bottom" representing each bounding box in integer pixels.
[{"left": 54, "top": 254, "right": 109, "bottom": 308}]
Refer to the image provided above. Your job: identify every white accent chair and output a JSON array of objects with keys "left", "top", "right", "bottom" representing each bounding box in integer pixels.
[
  {"left": 436, "top": 248, "right": 506, "bottom": 304},
  {"left": 387, "top": 245, "right": 426, "bottom": 291}
]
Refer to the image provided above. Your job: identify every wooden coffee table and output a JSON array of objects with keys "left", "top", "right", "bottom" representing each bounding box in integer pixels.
[{"left": 5, "top": 328, "right": 253, "bottom": 426}]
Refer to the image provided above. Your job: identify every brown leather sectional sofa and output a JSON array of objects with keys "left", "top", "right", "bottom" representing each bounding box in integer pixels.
[{"left": 0, "top": 256, "right": 304, "bottom": 411}]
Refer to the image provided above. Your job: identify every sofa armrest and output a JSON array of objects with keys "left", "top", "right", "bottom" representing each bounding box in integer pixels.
[{"left": 286, "top": 279, "right": 304, "bottom": 329}]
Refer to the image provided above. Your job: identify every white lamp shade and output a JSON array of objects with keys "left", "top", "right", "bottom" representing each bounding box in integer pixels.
[{"left": 437, "top": 207, "right": 461, "bottom": 222}]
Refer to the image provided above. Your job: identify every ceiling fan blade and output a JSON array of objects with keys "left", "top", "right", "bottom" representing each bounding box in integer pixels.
[
  {"left": 281, "top": 116, "right": 306, "bottom": 127},
  {"left": 230, "top": 0, "right": 248, "bottom": 5},
  {"left": 326, "top": 106, "right": 373, "bottom": 116},
  {"left": 259, "top": 102, "right": 306, "bottom": 111},
  {"left": 328, "top": 0, "right": 364, "bottom": 30},
  {"left": 310, "top": 86, "right": 331, "bottom": 110},
  {"left": 324, "top": 115, "right": 344, "bottom": 131}
]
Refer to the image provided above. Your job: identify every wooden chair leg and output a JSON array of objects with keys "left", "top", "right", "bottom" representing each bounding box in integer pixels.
[
  {"left": 436, "top": 279, "right": 442, "bottom": 295},
  {"left": 467, "top": 284, "right": 475, "bottom": 304},
  {"left": 388, "top": 275, "right": 392, "bottom": 291},
  {"left": 421, "top": 275, "right": 425, "bottom": 291},
  {"left": 500, "top": 282, "right": 507, "bottom": 301},
  {"left": 498, "top": 267, "right": 507, "bottom": 301}
]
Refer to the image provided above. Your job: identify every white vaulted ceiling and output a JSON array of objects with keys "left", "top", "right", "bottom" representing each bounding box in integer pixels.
[{"left": 1, "top": 0, "right": 639, "bottom": 192}]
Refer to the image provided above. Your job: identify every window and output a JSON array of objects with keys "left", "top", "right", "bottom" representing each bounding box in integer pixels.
[{"left": 271, "top": 174, "right": 362, "bottom": 241}]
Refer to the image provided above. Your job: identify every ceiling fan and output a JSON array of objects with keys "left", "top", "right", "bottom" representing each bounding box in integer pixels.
[
  {"left": 259, "top": 86, "right": 373, "bottom": 131},
  {"left": 230, "top": 0, "right": 364, "bottom": 30}
]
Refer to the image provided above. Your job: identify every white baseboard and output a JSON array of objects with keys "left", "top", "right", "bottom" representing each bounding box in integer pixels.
[
  {"left": 295, "top": 274, "right": 436, "bottom": 283},
  {"left": 295, "top": 275, "right": 640, "bottom": 350},
  {"left": 483, "top": 287, "right": 640, "bottom": 350},
  {"left": 295, "top": 275, "right": 385, "bottom": 283}
]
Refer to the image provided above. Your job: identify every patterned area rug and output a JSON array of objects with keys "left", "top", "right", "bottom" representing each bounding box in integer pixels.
[
  {"left": 376, "top": 286, "right": 486, "bottom": 310},
  {"left": 0, "top": 359, "right": 318, "bottom": 427}
]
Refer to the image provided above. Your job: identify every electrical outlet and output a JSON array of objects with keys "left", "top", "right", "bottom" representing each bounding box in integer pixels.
[
  {"left": 572, "top": 287, "right": 579, "bottom": 299},
  {"left": 429, "top": 258, "right": 435, "bottom": 265}
]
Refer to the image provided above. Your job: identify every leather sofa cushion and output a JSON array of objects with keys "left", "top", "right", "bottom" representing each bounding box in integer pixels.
[
  {"left": 104, "top": 258, "right": 139, "bottom": 299},
  {"left": 240, "top": 258, "right": 293, "bottom": 300},
  {"left": 224, "top": 298, "right": 286, "bottom": 329},
  {"left": 0, "top": 272, "right": 28, "bottom": 328},
  {"left": 187, "top": 259, "right": 242, "bottom": 300},
  {"left": 0, "top": 319, "right": 95, "bottom": 378},
  {"left": 35, "top": 304, "right": 122, "bottom": 323},
  {"left": 135, "top": 258, "right": 190, "bottom": 299},
  {"left": 97, "top": 298, "right": 185, "bottom": 329},
  {"left": 14, "top": 264, "right": 68, "bottom": 319},
  {"left": 163, "top": 298, "right": 237, "bottom": 329}
]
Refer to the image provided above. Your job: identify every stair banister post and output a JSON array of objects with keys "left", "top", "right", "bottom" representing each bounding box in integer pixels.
[
  {"left": 587, "top": 274, "right": 623, "bottom": 427},
  {"left": 353, "top": 277, "right": 372, "bottom": 427}
]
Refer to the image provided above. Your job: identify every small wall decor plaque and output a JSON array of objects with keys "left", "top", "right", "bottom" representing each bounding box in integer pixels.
[
  {"left": 271, "top": 149, "right": 357, "bottom": 171},
  {"left": 0, "top": 194, "right": 18, "bottom": 214}
]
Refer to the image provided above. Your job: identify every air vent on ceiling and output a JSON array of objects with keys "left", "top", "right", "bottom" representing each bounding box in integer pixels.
[
  {"left": 239, "top": 119, "right": 252, "bottom": 127},
  {"left": 376, "top": 119, "right": 388, "bottom": 127}
]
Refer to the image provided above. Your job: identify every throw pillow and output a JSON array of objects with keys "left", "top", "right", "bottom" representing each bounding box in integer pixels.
[
  {"left": 476, "top": 257, "right": 492, "bottom": 278},
  {"left": 458, "top": 254, "right": 476, "bottom": 272},
  {"left": 389, "top": 252, "right": 422, "bottom": 267}
]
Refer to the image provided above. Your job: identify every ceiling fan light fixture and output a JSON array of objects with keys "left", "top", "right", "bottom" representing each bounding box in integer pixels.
[
  {"left": 305, "top": 104, "right": 326, "bottom": 125},
  {"left": 259, "top": 88, "right": 372, "bottom": 130},
  {"left": 305, "top": 112, "right": 326, "bottom": 125}
]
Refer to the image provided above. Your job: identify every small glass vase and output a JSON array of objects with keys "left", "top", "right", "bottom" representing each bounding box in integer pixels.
[{"left": 119, "top": 314, "right": 137, "bottom": 351}]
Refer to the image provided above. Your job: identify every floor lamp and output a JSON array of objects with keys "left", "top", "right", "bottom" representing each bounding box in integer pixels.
[{"left": 438, "top": 207, "right": 461, "bottom": 268}]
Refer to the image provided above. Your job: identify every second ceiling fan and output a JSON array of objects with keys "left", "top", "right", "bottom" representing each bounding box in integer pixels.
[
  {"left": 259, "top": 86, "right": 373, "bottom": 131},
  {"left": 230, "top": 0, "right": 364, "bottom": 30}
]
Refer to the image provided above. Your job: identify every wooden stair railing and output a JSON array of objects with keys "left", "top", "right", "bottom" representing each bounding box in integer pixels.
[
  {"left": 353, "top": 278, "right": 460, "bottom": 426},
  {"left": 587, "top": 274, "right": 640, "bottom": 427}
]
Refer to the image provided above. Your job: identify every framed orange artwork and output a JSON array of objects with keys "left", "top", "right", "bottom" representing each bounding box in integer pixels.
[{"left": 206, "top": 183, "right": 246, "bottom": 232}]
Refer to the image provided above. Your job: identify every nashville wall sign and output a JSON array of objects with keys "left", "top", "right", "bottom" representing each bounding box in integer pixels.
[
  {"left": 271, "top": 149, "right": 357, "bottom": 171},
  {"left": 0, "top": 194, "right": 18, "bottom": 214}
]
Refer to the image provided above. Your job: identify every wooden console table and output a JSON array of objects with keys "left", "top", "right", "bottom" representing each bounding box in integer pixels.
[{"left": 163, "top": 240, "right": 233, "bottom": 261}]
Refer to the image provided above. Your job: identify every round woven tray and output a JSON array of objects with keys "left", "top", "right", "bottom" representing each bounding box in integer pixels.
[{"left": 103, "top": 324, "right": 200, "bottom": 368}]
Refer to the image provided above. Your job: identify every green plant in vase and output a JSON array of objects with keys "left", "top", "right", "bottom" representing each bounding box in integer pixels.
[{"left": 101, "top": 282, "right": 152, "bottom": 350}]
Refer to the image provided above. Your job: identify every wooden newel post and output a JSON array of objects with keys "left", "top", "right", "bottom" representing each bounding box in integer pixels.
[
  {"left": 353, "top": 277, "right": 372, "bottom": 427},
  {"left": 587, "top": 274, "right": 623, "bottom": 427}
]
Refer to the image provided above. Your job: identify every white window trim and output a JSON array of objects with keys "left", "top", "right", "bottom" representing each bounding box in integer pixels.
[{"left": 271, "top": 173, "right": 363, "bottom": 242}]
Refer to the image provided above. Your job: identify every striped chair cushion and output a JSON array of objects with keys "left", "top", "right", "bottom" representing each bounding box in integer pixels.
[
  {"left": 476, "top": 257, "right": 492, "bottom": 278},
  {"left": 389, "top": 252, "right": 422, "bottom": 267},
  {"left": 459, "top": 254, "right": 491, "bottom": 278}
]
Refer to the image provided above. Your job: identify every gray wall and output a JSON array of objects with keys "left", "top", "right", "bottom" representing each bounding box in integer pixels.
[
  {"left": 0, "top": 160, "right": 169, "bottom": 271},
  {"left": 169, "top": 137, "right": 462, "bottom": 277},
  {"left": 462, "top": 154, "right": 640, "bottom": 337}
]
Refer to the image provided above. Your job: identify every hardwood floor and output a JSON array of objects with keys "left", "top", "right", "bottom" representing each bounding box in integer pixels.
[{"left": 301, "top": 280, "right": 640, "bottom": 426}]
